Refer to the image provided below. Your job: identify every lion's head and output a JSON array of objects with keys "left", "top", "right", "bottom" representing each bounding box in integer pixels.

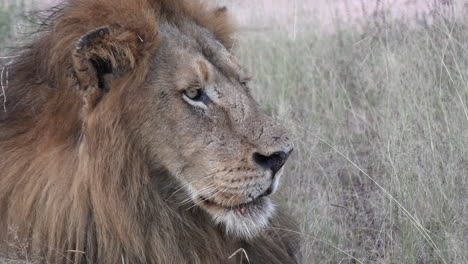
[
  {"left": 70, "top": 3, "right": 293, "bottom": 239},
  {"left": 0, "top": 0, "right": 298, "bottom": 262},
  {"left": 135, "top": 26, "right": 293, "bottom": 238}
]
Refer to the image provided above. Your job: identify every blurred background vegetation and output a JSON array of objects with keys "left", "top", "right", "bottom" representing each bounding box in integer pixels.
[
  {"left": 0, "top": 0, "right": 36, "bottom": 50},
  {"left": 233, "top": 1, "right": 467, "bottom": 263},
  {"left": 1, "top": 0, "right": 467, "bottom": 263}
]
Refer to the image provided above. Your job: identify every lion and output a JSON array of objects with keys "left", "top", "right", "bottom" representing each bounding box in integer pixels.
[{"left": 0, "top": 0, "right": 300, "bottom": 263}]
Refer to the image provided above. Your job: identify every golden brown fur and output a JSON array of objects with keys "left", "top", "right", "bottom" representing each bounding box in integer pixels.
[{"left": 0, "top": 0, "right": 300, "bottom": 263}]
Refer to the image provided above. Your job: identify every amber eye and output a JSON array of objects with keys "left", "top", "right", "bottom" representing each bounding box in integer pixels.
[
  {"left": 240, "top": 78, "right": 251, "bottom": 88},
  {"left": 184, "top": 87, "right": 202, "bottom": 101}
]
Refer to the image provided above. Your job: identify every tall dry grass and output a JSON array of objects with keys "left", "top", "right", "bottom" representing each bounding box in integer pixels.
[
  {"left": 234, "top": 1, "right": 468, "bottom": 263},
  {"left": 1, "top": 0, "right": 468, "bottom": 263}
]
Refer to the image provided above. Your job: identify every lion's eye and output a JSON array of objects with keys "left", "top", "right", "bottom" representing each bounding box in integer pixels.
[
  {"left": 240, "top": 78, "right": 252, "bottom": 88},
  {"left": 182, "top": 86, "right": 208, "bottom": 110},
  {"left": 184, "top": 87, "right": 202, "bottom": 101}
]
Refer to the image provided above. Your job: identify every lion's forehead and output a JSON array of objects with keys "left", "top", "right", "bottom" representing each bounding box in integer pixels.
[{"left": 158, "top": 22, "right": 246, "bottom": 87}]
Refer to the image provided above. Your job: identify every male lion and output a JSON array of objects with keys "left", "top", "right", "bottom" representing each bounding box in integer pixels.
[{"left": 0, "top": 0, "right": 300, "bottom": 263}]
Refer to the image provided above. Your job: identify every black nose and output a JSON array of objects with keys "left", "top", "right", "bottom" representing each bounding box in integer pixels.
[{"left": 253, "top": 149, "right": 293, "bottom": 176}]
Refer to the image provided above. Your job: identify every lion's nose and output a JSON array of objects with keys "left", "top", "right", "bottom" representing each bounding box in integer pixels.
[{"left": 252, "top": 148, "right": 293, "bottom": 176}]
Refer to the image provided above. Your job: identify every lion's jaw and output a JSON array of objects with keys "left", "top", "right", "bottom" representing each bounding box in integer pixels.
[
  {"left": 212, "top": 197, "right": 275, "bottom": 239},
  {"left": 185, "top": 167, "right": 285, "bottom": 239}
]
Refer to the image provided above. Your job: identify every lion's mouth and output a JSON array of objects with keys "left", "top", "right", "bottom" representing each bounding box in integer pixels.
[
  {"left": 198, "top": 194, "right": 268, "bottom": 217},
  {"left": 194, "top": 191, "right": 275, "bottom": 239}
]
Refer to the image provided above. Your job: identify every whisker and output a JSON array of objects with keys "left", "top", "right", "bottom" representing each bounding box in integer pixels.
[
  {"left": 177, "top": 183, "right": 217, "bottom": 206},
  {"left": 227, "top": 170, "right": 250, "bottom": 208},
  {"left": 165, "top": 171, "right": 219, "bottom": 201},
  {"left": 184, "top": 186, "right": 229, "bottom": 211},
  {"left": 178, "top": 181, "right": 227, "bottom": 208}
]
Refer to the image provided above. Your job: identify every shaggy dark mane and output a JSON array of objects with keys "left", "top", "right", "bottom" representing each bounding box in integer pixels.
[{"left": 0, "top": 1, "right": 299, "bottom": 263}]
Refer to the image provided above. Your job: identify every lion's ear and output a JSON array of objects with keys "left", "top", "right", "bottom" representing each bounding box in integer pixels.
[
  {"left": 72, "top": 25, "right": 144, "bottom": 108},
  {"left": 214, "top": 6, "right": 228, "bottom": 16}
]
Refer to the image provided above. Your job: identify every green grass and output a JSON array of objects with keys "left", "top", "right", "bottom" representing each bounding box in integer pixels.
[
  {"left": 1, "top": 2, "right": 468, "bottom": 264},
  {"left": 236, "top": 14, "right": 468, "bottom": 264}
]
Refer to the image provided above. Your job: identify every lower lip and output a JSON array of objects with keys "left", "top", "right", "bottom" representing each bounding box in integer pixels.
[{"left": 199, "top": 196, "right": 266, "bottom": 216}]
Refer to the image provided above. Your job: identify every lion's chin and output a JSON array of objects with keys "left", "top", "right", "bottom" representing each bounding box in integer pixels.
[{"left": 198, "top": 196, "right": 274, "bottom": 239}]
